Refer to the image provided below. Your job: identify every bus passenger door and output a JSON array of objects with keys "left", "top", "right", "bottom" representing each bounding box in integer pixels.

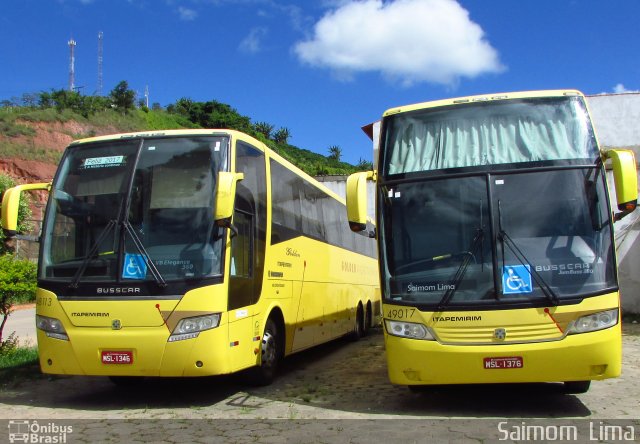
[
  {"left": 228, "top": 201, "right": 256, "bottom": 371},
  {"left": 227, "top": 142, "right": 267, "bottom": 372}
]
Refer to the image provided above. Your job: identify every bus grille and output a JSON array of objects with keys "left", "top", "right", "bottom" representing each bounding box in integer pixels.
[{"left": 433, "top": 323, "right": 565, "bottom": 345}]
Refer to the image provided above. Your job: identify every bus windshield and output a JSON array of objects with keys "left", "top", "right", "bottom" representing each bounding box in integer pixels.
[
  {"left": 382, "top": 96, "right": 598, "bottom": 175},
  {"left": 380, "top": 164, "right": 615, "bottom": 308},
  {"left": 40, "top": 136, "right": 229, "bottom": 284}
]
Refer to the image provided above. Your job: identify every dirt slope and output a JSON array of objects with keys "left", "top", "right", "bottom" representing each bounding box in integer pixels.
[{"left": 0, "top": 119, "right": 117, "bottom": 215}]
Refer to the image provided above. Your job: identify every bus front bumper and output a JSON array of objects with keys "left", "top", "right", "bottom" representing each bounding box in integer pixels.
[
  {"left": 37, "top": 325, "right": 234, "bottom": 377},
  {"left": 384, "top": 324, "right": 621, "bottom": 386}
]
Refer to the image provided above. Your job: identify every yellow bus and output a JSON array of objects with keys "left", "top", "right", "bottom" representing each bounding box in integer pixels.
[
  {"left": 1, "top": 129, "right": 379, "bottom": 385},
  {"left": 346, "top": 90, "right": 637, "bottom": 393}
]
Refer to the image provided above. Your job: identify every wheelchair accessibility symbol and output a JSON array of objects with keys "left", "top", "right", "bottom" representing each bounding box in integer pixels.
[
  {"left": 122, "top": 253, "right": 148, "bottom": 280},
  {"left": 502, "top": 265, "right": 533, "bottom": 294}
]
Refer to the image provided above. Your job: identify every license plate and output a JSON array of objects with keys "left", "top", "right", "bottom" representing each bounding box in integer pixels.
[
  {"left": 101, "top": 351, "right": 133, "bottom": 365},
  {"left": 484, "top": 356, "right": 523, "bottom": 369}
]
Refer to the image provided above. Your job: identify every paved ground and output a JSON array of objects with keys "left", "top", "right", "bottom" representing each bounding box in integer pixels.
[
  {"left": 2, "top": 304, "right": 36, "bottom": 346},
  {"left": 1, "top": 311, "right": 639, "bottom": 443}
]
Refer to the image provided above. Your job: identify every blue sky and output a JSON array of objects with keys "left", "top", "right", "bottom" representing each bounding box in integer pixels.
[{"left": 1, "top": 0, "right": 639, "bottom": 165}]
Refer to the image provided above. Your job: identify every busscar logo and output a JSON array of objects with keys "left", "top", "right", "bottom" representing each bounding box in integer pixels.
[{"left": 97, "top": 287, "right": 141, "bottom": 295}]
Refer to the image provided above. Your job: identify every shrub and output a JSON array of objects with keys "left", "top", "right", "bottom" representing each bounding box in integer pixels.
[
  {"left": 0, "top": 254, "right": 37, "bottom": 350},
  {"left": 0, "top": 174, "right": 33, "bottom": 254}
]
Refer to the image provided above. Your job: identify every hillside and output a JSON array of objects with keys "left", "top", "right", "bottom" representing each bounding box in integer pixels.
[
  {"left": 0, "top": 90, "right": 369, "bottom": 228},
  {"left": 0, "top": 107, "right": 362, "bottom": 184}
]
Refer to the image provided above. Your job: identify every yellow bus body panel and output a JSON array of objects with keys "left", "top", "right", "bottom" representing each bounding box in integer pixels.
[
  {"left": 35, "top": 285, "right": 244, "bottom": 377},
  {"left": 383, "top": 292, "right": 621, "bottom": 385}
]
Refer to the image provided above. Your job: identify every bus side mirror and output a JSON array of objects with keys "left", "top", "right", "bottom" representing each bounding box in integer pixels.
[
  {"left": 346, "top": 171, "right": 375, "bottom": 233},
  {"left": 605, "top": 149, "right": 638, "bottom": 221},
  {"left": 214, "top": 172, "right": 244, "bottom": 230},
  {"left": 1, "top": 183, "right": 51, "bottom": 237}
]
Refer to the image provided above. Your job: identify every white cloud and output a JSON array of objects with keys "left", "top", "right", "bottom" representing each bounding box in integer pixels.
[
  {"left": 613, "top": 83, "right": 639, "bottom": 94},
  {"left": 294, "top": 0, "right": 504, "bottom": 86},
  {"left": 239, "top": 27, "right": 268, "bottom": 54},
  {"left": 178, "top": 6, "right": 198, "bottom": 21}
]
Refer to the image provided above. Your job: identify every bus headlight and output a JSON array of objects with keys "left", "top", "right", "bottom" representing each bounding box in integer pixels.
[
  {"left": 385, "top": 320, "right": 434, "bottom": 340},
  {"left": 169, "top": 313, "right": 221, "bottom": 342},
  {"left": 567, "top": 309, "right": 618, "bottom": 334},
  {"left": 36, "top": 315, "right": 69, "bottom": 341}
]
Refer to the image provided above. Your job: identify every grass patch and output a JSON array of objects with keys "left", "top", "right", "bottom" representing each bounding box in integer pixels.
[
  {"left": 0, "top": 120, "right": 36, "bottom": 137},
  {"left": 0, "top": 140, "right": 62, "bottom": 164},
  {"left": 85, "top": 109, "right": 148, "bottom": 132},
  {"left": 0, "top": 346, "right": 38, "bottom": 370},
  {"left": 18, "top": 108, "right": 77, "bottom": 123},
  {"left": 0, "top": 346, "right": 41, "bottom": 387}
]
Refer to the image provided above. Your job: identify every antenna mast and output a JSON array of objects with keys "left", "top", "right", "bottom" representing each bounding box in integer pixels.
[
  {"left": 97, "top": 31, "right": 103, "bottom": 96},
  {"left": 68, "top": 38, "right": 77, "bottom": 92}
]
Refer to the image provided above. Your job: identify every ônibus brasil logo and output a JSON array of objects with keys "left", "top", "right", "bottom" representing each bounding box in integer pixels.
[{"left": 8, "top": 420, "right": 73, "bottom": 443}]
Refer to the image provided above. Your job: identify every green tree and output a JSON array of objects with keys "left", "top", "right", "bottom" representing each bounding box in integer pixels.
[
  {"left": 20, "top": 93, "right": 38, "bottom": 108},
  {"left": 328, "top": 145, "right": 342, "bottom": 161},
  {"left": 273, "top": 127, "right": 291, "bottom": 145},
  {"left": 110, "top": 81, "right": 136, "bottom": 114},
  {"left": 38, "top": 91, "right": 53, "bottom": 108},
  {"left": 0, "top": 254, "right": 36, "bottom": 350},
  {"left": 0, "top": 174, "right": 36, "bottom": 352},
  {"left": 205, "top": 101, "right": 252, "bottom": 132},
  {"left": 254, "top": 121, "right": 274, "bottom": 139},
  {"left": 50, "top": 89, "right": 83, "bottom": 113},
  {"left": 356, "top": 157, "right": 373, "bottom": 170}
]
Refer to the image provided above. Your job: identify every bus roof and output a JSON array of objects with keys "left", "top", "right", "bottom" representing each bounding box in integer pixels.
[
  {"left": 382, "top": 89, "right": 585, "bottom": 117},
  {"left": 69, "top": 128, "right": 245, "bottom": 145}
]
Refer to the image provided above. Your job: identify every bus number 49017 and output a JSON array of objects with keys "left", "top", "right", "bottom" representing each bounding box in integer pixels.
[{"left": 386, "top": 308, "right": 416, "bottom": 319}]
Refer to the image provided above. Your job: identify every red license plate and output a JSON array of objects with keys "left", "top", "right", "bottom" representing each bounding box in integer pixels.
[
  {"left": 101, "top": 351, "right": 133, "bottom": 365},
  {"left": 484, "top": 356, "right": 523, "bottom": 369}
]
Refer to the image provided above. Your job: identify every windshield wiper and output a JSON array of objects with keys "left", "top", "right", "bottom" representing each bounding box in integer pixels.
[
  {"left": 68, "top": 219, "right": 117, "bottom": 289},
  {"left": 68, "top": 220, "right": 167, "bottom": 289},
  {"left": 123, "top": 221, "right": 166, "bottom": 287},
  {"left": 497, "top": 200, "right": 559, "bottom": 306},
  {"left": 436, "top": 228, "right": 484, "bottom": 310}
]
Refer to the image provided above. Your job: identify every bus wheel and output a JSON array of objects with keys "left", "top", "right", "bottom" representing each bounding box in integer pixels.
[
  {"left": 563, "top": 380, "right": 591, "bottom": 394},
  {"left": 363, "top": 301, "right": 372, "bottom": 336},
  {"left": 350, "top": 304, "right": 365, "bottom": 341},
  {"left": 250, "top": 318, "right": 280, "bottom": 386}
]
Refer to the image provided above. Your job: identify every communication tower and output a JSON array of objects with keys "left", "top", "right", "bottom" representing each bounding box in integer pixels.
[
  {"left": 68, "top": 38, "right": 76, "bottom": 92},
  {"left": 97, "top": 32, "right": 103, "bottom": 96}
]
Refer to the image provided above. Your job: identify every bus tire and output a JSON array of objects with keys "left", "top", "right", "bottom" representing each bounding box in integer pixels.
[
  {"left": 249, "top": 318, "right": 280, "bottom": 386},
  {"left": 364, "top": 301, "right": 373, "bottom": 335},
  {"left": 350, "top": 304, "right": 365, "bottom": 341},
  {"left": 563, "top": 380, "right": 591, "bottom": 394}
]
